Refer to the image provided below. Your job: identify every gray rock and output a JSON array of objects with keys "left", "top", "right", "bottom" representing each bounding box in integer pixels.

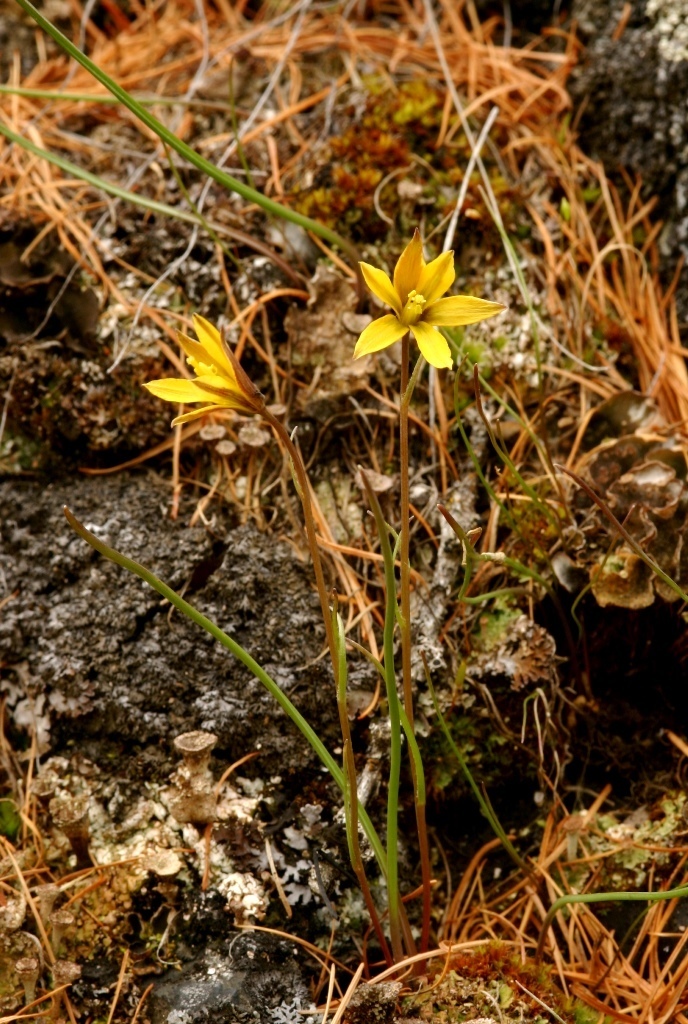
[
  {"left": 0, "top": 473, "right": 339, "bottom": 777},
  {"left": 343, "top": 981, "right": 402, "bottom": 1024},
  {"left": 570, "top": 0, "right": 688, "bottom": 316},
  {"left": 148, "top": 933, "right": 311, "bottom": 1024}
]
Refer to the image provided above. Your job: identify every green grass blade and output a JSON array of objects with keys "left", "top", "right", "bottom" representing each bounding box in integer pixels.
[
  {"left": 537, "top": 883, "right": 688, "bottom": 961},
  {"left": 0, "top": 84, "right": 239, "bottom": 110},
  {"left": 0, "top": 121, "right": 205, "bottom": 226}
]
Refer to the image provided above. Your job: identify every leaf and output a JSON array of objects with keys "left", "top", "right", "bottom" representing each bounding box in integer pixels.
[{"left": 0, "top": 800, "right": 21, "bottom": 841}]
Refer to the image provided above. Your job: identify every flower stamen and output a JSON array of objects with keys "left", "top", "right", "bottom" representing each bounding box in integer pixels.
[{"left": 401, "top": 289, "right": 427, "bottom": 326}]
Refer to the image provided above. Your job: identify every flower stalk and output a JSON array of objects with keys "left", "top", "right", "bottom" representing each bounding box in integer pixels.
[
  {"left": 353, "top": 231, "right": 505, "bottom": 956},
  {"left": 398, "top": 339, "right": 433, "bottom": 952}
]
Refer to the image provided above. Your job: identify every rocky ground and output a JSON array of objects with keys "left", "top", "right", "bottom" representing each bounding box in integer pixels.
[{"left": 2, "top": 0, "right": 688, "bottom": 1021}]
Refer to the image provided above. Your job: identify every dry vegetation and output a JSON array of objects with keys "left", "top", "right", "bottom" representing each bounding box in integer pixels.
[{"left": 2, "top": 0, "right": 688, "bottom": 1021}]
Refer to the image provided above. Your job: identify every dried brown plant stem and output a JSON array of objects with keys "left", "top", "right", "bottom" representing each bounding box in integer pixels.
[
  {"left": 399, "top": 333, "right": 413, "bottom": 725},
  {"left": 1, "top": 837, "right": 55, "bottom": 965},
  {"left": 398, "top": 336, "right": 432, "bottom": 953},
  {"left": 261, "top": 406, "right": 336, "bottom": 662}
]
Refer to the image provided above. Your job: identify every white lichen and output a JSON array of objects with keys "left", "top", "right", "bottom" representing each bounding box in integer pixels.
[
  {"left": 647, "top": 0, "right": 688, "bottom": 62},
  {"left": 215, "top": 870, "right": 267, "bottom": 921},
  {"left": 269, "top": 999, "right": 318, "bottom": 1024}
]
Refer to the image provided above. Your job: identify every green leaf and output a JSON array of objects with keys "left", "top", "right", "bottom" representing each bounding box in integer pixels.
[{"left": 0, "top": 800, "right": 21, "bottom": 841}]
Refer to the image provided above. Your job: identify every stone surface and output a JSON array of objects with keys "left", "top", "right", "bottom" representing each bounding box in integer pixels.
[
  {"left": 0, "top": 473, "right": 341, "bottom": 779},
  {"left": 570, "top": 0, "right": 688, "bottom": 316},
  {"left": 147, "top": 932, "right": 312, "bottom": 1024}
]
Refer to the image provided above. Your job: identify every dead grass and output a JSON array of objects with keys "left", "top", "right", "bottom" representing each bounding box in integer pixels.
[{"left": 440, "top": 787, "right": 688, "bottom": 1024}]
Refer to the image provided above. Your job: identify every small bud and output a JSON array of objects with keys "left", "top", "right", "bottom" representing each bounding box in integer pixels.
[{"left": 481, "top": 551, "right": 506, "bottom": 564}]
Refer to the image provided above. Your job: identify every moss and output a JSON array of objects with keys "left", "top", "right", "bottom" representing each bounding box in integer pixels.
[
  {"left": 420, "top": 698, "right": 514, "bottom": 798},
  {"left": 4, "top": 350, "right": 171, "bottom": 472},
  {"left": 0, "top": 799, "right": 21, "bottom": 840},
  {"left": 289, "top": 77, "right": 518, "bottom": 244},
  {"left": 401, "top": 942, "right": 606, "bottom": 1023},
  {"left": 474, "top": 594, "right": 522, "bottom": 651},
  {"left": 509, "top": 502, "right": 561, "bottom": 564},
  {"left": 0, "top": 431, "right": 44, "bottom": 472}
]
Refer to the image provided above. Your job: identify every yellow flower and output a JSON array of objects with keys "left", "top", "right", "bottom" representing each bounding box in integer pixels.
[
  {"left": 145, "top": 314, "right": 263, "bottom": 426},
  {"left": 353, "top": 229, "right": 506, "bottom": 369}
]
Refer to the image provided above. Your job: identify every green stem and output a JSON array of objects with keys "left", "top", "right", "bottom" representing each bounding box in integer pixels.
[
  {"left": 13, "top": 0, "right": 365, "bottom": 300},
  {"left": 360, "top": 473, "right": 405, "bottom": 962},
  {"left": 398, "top": 339, "right": 421, "bottom": 725},
  {"left": 397, "top": 345, "right": 432, "bottom": 950},
  {"left": 536, "top": 883, "right": 688, "bottom": 961},
  {"left": 63, "top": 506, "right": 387, "bottom": 875},
  {"left": 348, "top": 640, "right": 427, "bottom": 811}
]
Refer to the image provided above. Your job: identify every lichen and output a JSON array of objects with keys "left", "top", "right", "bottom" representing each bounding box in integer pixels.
[{"left": 647, "top": 0, "right": 688, "bottom": 62}]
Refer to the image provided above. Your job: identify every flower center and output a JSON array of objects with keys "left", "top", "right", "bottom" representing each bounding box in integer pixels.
[
  {"left": 400, "top": 289, "right": 427, "bottom": 326},
  {"left": 188, "top": 357, "right": 218, "bottom": 378}
]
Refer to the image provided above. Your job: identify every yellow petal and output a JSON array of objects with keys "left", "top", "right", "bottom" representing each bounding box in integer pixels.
[
  {"left": 410, "top": 322, "right": 453, "bottom": 369},
  {"left": 353, "top": 314, "right": 407, "bottom": 358},
  {"left": 360, "top": 263, "right": 401, "bottom": 314},
  {"left": 423, "top": 295, "right": 506, "bottom": 326},
  {"left": 393, "top": 228, "right": 425, "bottom": 305},
  {"left": 144, "top": 377, "right": 218, "bottom": 404},
  {"left": 192, "top": 314, "right": 229, "bottom": 369},
  {"left": 171, "top": 406, "right": 220, "bottom": 426},
  {"left": 417, "top": 250, "right": 455, "bottom": 303}
]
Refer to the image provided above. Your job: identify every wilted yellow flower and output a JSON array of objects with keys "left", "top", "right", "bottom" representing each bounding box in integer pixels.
[
  {"left": 354, "top": 229, "right": 505, "bottom": 369},
  {"left": 145, "top": 314, "right": 262, "bottom": 426}
]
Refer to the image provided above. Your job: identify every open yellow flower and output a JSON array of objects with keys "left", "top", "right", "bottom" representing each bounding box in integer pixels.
[
  {"left": 145, "top": 314, "right": 262, "bottom": 426},
  {"left": 354, "top": 229, "right": 505, "bottom": 369}
]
